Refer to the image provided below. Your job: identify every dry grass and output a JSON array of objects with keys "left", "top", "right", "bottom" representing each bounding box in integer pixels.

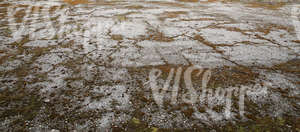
[
  {"left": 134, "top": 64, "right": 259, "bottom": 89},
  {"left": 176, "top": 0, "right": 199, "bottom": 2},
  {"left": 255, "top": 23, "right": 294, "bottom": 35},
  {"left": 158, "top": 11, "right": 188, "bottom": 21},
  {"left": 246, "top": 2, "right": 286, "bottom": 10},
  {"left": 272, "top": 59, "right": 300, "bottom": 76},
  {"left": 63, "top": 0, "right": 89, "bottom": 5},
  {"left": 145, "top": 1, "right": 186, "bottom": 7},
  {"left": 292, "top": 40, "right": 300, "bottom": 43},
  {"left": 141, "top": 29, "right": 175, "bottom": 42},
  {"left": 111, "top": 34, "right": 124, "bottom": 41},
  {"left": 125, "top": 5, "right": 145, "bottom": 10},
  {"left": 207, "top": 66, "right": 259, "bottom": 88}
]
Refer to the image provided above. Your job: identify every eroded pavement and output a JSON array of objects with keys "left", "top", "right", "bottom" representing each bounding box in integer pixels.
[{"left": 0, "top": 0, "right": 300, "bottom": 131}]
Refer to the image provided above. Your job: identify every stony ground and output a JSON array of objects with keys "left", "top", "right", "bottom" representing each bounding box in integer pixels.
[{"left": 0, "top": 0, "right": 300, "bottom": 131}]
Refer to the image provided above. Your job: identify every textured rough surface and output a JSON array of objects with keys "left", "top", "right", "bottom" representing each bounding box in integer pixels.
[{"left": 0, "top": 0, "right": 300, "bottom": 131}]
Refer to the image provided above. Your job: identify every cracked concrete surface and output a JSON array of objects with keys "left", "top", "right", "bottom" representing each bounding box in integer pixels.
[{"left": 0, "top": 0, "right": 300, "bottom": 131}]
